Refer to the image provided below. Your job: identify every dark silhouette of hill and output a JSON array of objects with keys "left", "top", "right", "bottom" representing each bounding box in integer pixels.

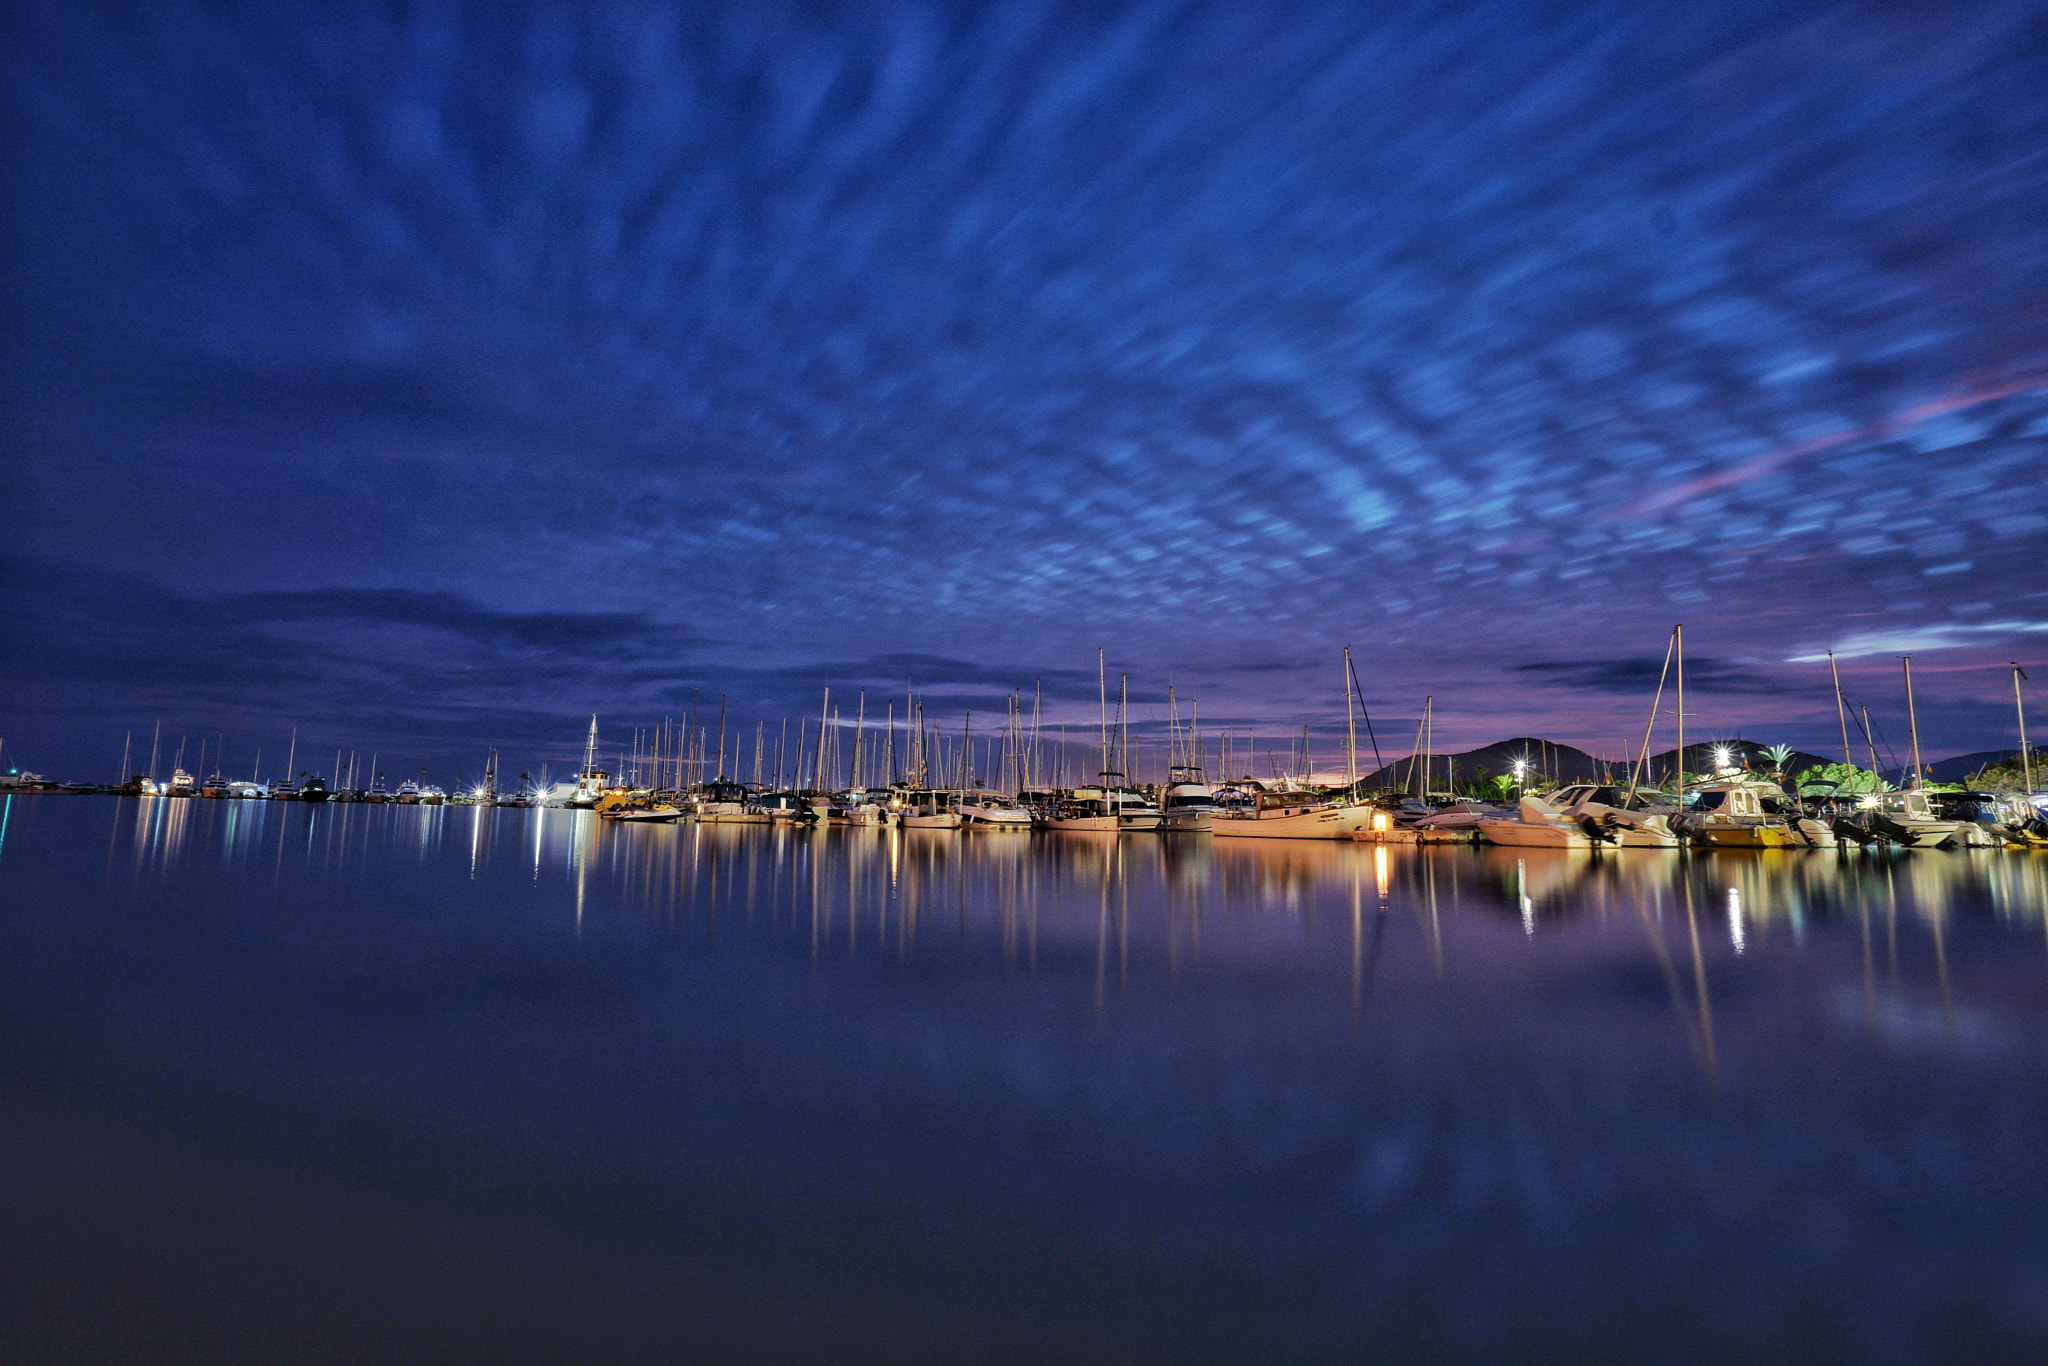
[{"left": 1360, "top": 736, "right": 1833, "bottom": 791}]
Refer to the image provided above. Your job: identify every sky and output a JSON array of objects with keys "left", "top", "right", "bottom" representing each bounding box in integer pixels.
[{"left": 5, "top": 0, "right": 2048, "bottom": 784}]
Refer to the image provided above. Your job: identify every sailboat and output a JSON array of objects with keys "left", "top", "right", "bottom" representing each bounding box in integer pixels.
[
  {"left": 1865, "top": 657, "right": 1960, "bottom": 848},
  {"left": 1046, "top": 650, "right": 1124, "bottom": 833}
]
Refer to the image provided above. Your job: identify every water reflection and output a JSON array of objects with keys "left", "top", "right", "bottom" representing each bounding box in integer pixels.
[
  {"left": 9, "top": 799, "right": 2048, "bottom": 1359},
  {"left": 88, "top": 801, "right": 2048, "bottom": 1030}
]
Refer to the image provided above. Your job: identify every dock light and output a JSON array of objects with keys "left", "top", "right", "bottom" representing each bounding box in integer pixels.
[
  {"left": 1512, "top": 759, "right": 1527, "bottom": 781},
  {"left": 1713, "top": 745, "right": 1733, "bottom": 771}
]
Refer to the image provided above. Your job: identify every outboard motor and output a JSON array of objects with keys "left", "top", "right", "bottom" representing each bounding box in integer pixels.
[
  {"left": 1578, "top": 814, "right": 1613, "bottom": 845},
  {"left": 1830, "top": 816, "right": 1874, "bottom": 846}
]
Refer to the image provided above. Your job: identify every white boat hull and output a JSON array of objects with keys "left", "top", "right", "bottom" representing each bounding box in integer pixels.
[
  {"left": 1478, "top": 820, "right": 1591, "bottom": 849},
  {"left": 1046, "top": 815, "right": 1119, "bottom": 832}
]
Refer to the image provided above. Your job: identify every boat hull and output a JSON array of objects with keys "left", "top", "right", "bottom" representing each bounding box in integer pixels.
[
  {"left": 1046, "top": 815, "right": 1119, "bottom": 832},
  {"left": 901, "top": 812, "right": 962, "bottom": 830},
  {"left": 1478, "top": 820, "right": 1591, "bottom": 849}
]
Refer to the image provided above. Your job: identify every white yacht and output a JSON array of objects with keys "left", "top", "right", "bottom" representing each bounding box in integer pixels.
[
  {"left": 955, "top": 790, "right": 1034, "bottom": 830},
  {"left": 1157, "top": 767, "right": 1218, "bottom": 833},
  {"left": 1867, "top": 789, "right": 1961, "bottom": 849},
  {"left": 1546, "top": 784, "right": 1685, "bottom": 848},
  {"left": 1475, "top": 796, "right": 1596, "bottom": 848}
]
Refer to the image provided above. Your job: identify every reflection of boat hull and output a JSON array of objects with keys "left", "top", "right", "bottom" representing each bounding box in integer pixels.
[
  {"left": 1213, "top": 806, "right": 1371, "bottom": 839},
  {"left": 1158, "top": 808, "right": 1214, "bottom": 833},
  {"left": 1696, "top": 824, "right": 1792, "bottom": 849}
]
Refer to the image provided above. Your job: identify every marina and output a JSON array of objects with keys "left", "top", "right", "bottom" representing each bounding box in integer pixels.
[{"left": 8, "top": 643, "right": 2042, "bottom": 855}]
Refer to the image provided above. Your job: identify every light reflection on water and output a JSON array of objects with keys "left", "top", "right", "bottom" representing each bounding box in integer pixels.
[
  {"left": 6, "top": 796, "right": 2048, "bottom": 1361},
  {"left": 92, "top": 796, "right": 2048, "bottom": 981}
]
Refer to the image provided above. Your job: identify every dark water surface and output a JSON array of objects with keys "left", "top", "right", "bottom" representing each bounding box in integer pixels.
[{"left": 3, "top": 796, "right": 2047, "bottom": 1363}]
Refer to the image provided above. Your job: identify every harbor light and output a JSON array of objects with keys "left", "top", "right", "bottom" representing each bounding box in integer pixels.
[{"left": 1713, "top": 745, "right": 1733, "bottom": 771}]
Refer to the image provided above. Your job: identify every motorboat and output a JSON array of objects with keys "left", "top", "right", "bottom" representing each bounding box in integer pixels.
[
  {"left": 1212, "top": 785, "right": 1374, "bottom": 840},
  {"left": 753, "top": 791, "right": 818, "bottom": 824},
  {"left": 1866, "top": 789, "right": 1961, "bottom": 849},
  {"left": 1475, "top": 796, "right": 1596, "bottom": 848},
  {"left": 598, "top": 789, "right": 683, "bottom": 822},
  {"left": 1678, "top": 776, "right": 1824, "bottom": 849},
  {"left": 200, "top": 774, "right": 229, "bottom": 799},
  {"left": 270, "top": 777, "right": 300, "bottom": 801},
  {"left": 955, "top": 790, "right": 1034, "bottom": 830},
  {"left": 1157, "top": 767, "right": 1218, "bottom": 833},
  {"left": 832, "top": 789, "right": 892, "bottom": 826},
  {"left": 1546, "top": 784, "right": 1685, "bottom": 848},
  {"left": 695, "top": 780, "right": 772, "bottom": 823},
  {"left": 899, "top": 789, "right": 964, "bottom": 830},
  {"left": 1043, "top": 784, "right": 1120, "bottom": 832},
  {"left": 394, "top": 780, "right": 421, "bottom": 804},
  {"left": 167, "top": 767, "right": 196, "bottom": 797},
  {"left": 418, "top": 785, "right": 445, "bottom": 806}
]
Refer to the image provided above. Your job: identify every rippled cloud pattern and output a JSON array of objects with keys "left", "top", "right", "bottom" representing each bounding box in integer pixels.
[{"left": 6, "top": 0, "right": 2047, "bottom": 763}]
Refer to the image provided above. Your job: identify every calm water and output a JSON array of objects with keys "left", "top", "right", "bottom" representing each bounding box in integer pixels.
[{"left": 3, "top": 795, "right": 2047, "bottom": 1363}]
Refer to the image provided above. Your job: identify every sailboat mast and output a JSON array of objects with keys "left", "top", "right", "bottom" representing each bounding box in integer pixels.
[
  {"left": 1343, "top": 646, "right": 1357, "bottom": 791},
  {"left": 1903, "top": 655, "right": 1923, "bottom": 788},
  {"left": 1861, "top": 704, "right": 1880, "bottom": 779},
  {"left": 1829, "top": 650, "right": 1852, "bottom": 769},
  {"left": 1119, "top": 674, "right": 1129, "bottom": 779},
  {"left": 2016, "top": 664, "right": 2033, "bottom": 795},
  {"left": 852, "top": 691, "right": 866, "bottom": 789},
  {"left": 1674, "top": 625, "right": 1685, "bottom": 794},
  {"left": 1097, "top": 648, "right": 1109, "bottom": 780}
]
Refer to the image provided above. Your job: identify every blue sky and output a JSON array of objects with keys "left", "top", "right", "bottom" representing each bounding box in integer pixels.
[{"left": 5, "top": 0, "right": 2047, "bottom": 779}]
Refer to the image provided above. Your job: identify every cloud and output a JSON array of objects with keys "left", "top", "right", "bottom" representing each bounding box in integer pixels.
[
  {"left": 1790, "top": 622, "right": 2048, "bottom": 662},
  {"left": 1512, "top": 656, "right": 1778, "bottom": 694}
]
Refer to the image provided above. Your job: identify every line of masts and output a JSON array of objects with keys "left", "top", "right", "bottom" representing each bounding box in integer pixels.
[{"left": 74, "top": 642, "right": 2042, "bottom": 796}]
